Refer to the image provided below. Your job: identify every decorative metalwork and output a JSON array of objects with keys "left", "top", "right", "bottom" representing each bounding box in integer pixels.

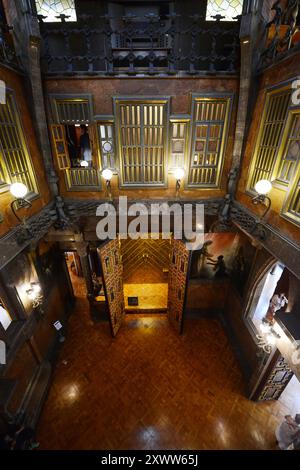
[
  {"left": 260, "top": 0, "right": 300, "bottom": 69},
  {"left": 63, "top": 198, "right": 222, "bottom": 223},
  {"left": 35, "top": 0, "right": 76, "bottom": 23},
  {"left": 38, "top": 14, "right": 240, "bottom": 76},
  {"left": 115, "top": 98, "right": 169, "bottom": 187},
  {"left": 247, "top": 86, "right": 291, "bottom": 192},
  {"left": 231, "top": 200, "right": 300, "bottom": 280},
  {"left": 206, "top": 0, "right": 243, "bottom": 22},
  {"left": 258, "top": 355, "right": 293, "bottom": 401},
  {"left": 0, "top": 16, "right": 19, "bottom": 69},
  {"left": 0, "top": 91, "right": 38, "bottom": 194},
  {"left": 188, "top": 95, "right": 232, "bottom": 187},
  {"left": 0, "top": 201, "right": 57, "bottom": 269}
]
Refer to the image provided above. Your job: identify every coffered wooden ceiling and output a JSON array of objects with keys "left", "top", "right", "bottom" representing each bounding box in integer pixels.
[{"left": 121, "top": 238, "right": 171, "bottom": 283}]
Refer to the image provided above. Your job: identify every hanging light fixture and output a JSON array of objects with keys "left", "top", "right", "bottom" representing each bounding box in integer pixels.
[
  {"left": 10, "top": 182, "right": 32, "bottom": 222},
  {"left": 174, "top": 168, "right": 185, "bottom": 198},
  {"left": 102, "top": 168, "right": 113, "bottom": 201},
  {"left": 252, "top": 179, "right": 272, "bottom": 219}
]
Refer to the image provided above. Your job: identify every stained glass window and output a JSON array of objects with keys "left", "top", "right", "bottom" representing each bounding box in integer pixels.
[
  {"left": 35, "top": 0, "right": 77, "bottom": 22},
  {"left": 206, "top": 0, "right": 243, "bottom": 21}
]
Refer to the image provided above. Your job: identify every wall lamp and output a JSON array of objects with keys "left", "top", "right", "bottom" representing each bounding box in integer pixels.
[
  {"left": 252, "top": 179, "right": 272, "bottom": 219},
  {"left": 174, "top": 168, "right": 185, "bottom": 198},
  {"left": 102, "top": 168, "right": 113, "bottom": 201},
  {"left": 10, "top": 183, "right": 32, "bottom": 223},
  {"left": 26, "top": 281, "right": 43, "bottom": 309},
  {"left": 256, "top": 318, "right": 281, "bottom": 354}
]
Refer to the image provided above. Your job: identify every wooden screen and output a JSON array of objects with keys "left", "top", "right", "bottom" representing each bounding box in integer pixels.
[
  {"left": 248, "top": 88, "right": 291, "bottom": 191},
  {"left": 168, "top": 238, "right": 191, "bottom": 334},
  {"left": 53, "top": 99, "right": 90, "bottom": 123},
  {"left": 274, "top": 111, "right": 300, "bottom": 186},
  {"left": 98, "top": 239, "right": 125, "bottom": 337},
  {"left": 0, "top": 91, "right": 37, "bottom": 192},
  {"left": 189, "top": 97, "right": 231, "bottom": 187},
  {"left": 116, "top": 100, "right": 168, "bottom": 186}
]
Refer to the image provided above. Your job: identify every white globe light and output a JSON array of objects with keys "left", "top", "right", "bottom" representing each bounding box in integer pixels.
[
  {"left": 10, "top": 182, "right": 28, "bottom": 199},
  {"left": 255, "top": 179, "right": 272, "bottom": 195},
  {"left": 174, "top": 168, "right": 185, "bottom": 180},
  {"left": 80, "top": 160, "right": 89, "bottom": 167},
  {"left": 102, "top": 168, "right": 113, "bottom": 181}
]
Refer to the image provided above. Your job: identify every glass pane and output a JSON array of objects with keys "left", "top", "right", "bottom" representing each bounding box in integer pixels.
[
  {"left": 35, "top": 0, "right": 77, "bottom": 22},
  {"left": 206, "top": 0, "right": 243, "bottom": 21}
]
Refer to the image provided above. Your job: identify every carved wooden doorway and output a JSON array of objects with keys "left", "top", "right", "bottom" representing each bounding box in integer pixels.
[
  {"left": 168, "top": 238, "right": 191, "bottom": 334},
  {"left": 98, "top": 238, "right": 125, "bottom": 337}
]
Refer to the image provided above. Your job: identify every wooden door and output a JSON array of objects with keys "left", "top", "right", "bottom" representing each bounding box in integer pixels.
[
  {"left": 98, "top": 238, "right": 125, "bottom": 337},
  {"left": 168, "top": 238, "right": 191, "bottom": 334}
]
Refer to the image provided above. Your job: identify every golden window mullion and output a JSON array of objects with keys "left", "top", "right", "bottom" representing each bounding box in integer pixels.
[{"left": 247, "top": 88, "right": 291, "bottom": 191}]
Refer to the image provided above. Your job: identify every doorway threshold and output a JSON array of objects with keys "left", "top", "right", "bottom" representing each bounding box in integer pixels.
[{"left": 125, "top": 308, "right": 167, "bottom": 314}]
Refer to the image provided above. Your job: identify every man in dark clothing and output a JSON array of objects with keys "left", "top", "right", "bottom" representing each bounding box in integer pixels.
[{"left": 79, "top": 125, "right": 92, "bottom": 166}]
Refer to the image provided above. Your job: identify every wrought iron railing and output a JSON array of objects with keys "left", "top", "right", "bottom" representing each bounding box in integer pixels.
[
  {"left": 0, "top": 20, "right": 19, "bottom": 69},
  {"left": 259, "top": 0, "right": 300, "bottom": 70},
  {"left": 38, "top": 13, "right": 241, "bottom": 76}
]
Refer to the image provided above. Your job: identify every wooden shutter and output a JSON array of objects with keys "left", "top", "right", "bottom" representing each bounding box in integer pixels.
[
  {"left": 89, "top": 123, "right": 100, "bottom": 169},
  {"left": 50, "top": 124, "right": 70, "bottom": 169}
]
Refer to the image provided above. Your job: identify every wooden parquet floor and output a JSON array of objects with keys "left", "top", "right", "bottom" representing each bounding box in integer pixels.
[{"left": 37, "top": 275, "right": 299, "bottom": 450}]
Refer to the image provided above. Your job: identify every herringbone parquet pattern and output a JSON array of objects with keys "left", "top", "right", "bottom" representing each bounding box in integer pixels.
[{"left": 37, "top": 276, "right": 299, "bottom": 450}]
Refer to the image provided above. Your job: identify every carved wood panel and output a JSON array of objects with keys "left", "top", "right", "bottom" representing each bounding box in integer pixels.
[
  {"left": 98, "top": 238, "right": 124, "bottom": 337},
  {"left": 258, "top": 355, "right": 294, "bottom": 401},
  {"left": 168, "top": 238, "right": 191, "bottom": 334}
]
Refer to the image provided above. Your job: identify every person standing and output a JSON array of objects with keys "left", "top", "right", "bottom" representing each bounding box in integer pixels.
[
  {"left": 276, "top": 414, "right": 300, "bottom": 450},
  {"left": 79, "top": 125, "right": 92, "bottom": 166},
  {"left": 265, "top": 292, "right": 288, "bottom": 325}
]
